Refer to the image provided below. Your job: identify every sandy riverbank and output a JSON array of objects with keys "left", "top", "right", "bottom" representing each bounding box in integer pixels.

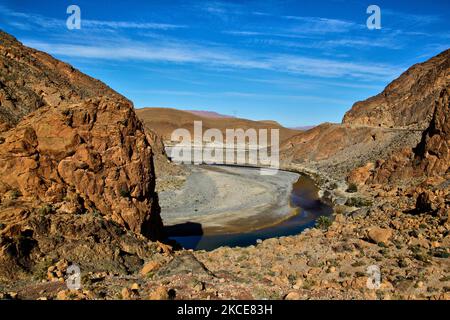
[{"left": 159, "top": 165, "right": 300, "bottom": 235}]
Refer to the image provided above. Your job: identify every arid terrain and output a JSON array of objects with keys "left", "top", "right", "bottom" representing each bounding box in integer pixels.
[{"left": 0, "top": 30, "right": 448, "bottom": 300}]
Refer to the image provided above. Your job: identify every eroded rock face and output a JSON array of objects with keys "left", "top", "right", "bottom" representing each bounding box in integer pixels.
[
  {"left": 413, "top": 88, "right": 450, "bottom": 177},
  {"left": 347, "top": 162, "right": 375, "bottom": 186},
  {"left": 281, "top": 49, "right": 449, "bottom": 184},
  {"left": 0, "top": 97, "right": 162, "bottom": 239}
]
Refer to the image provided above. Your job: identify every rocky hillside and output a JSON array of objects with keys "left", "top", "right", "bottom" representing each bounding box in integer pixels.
[
  {"left": 343, "top": 49, "right": 449, "bottom": 128},
  {"left": 281, "top": 49, "right": 449, "bottom": 182},
  {"left": 364, "top": 87, "right": 449, "bottom": 185},
  {"left": 0, "top": 31, "right": 164, "bottom": 280}
]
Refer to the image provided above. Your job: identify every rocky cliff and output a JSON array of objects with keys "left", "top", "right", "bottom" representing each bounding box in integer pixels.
[{"left": 0, "top": 31, "right": 164, "bottom": 280}]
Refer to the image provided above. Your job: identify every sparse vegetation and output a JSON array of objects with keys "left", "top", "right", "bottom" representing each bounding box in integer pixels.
[
  {"left": 430, "top": 248, "right": 449, "bottom": 259},
  {"left": 92, "top": 209, "right": 101, "bottom": 218},
  {"left": 329, "top": 182, "right": 338, "bottom": 190},
  {"left": 355, "top": 271, "right": 366, "bottom": 277},
  {"left": 414, "top": 252, "right": 430, "bottom": 263},
  {"left": 351, "top": 260, "right": 365, "bottom": 267}
]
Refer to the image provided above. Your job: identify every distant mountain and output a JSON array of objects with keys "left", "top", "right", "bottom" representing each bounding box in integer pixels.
[
  {"left": 136, "top": 107, "right": 301, "bottom": 143},
  {"left": 185, "top": 110, "right": 235, "bottom": 118}
]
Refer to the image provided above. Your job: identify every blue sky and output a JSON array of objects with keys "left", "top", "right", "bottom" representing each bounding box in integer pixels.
[{"left": 0, "top": 0, "right": 449, "bottom": 127}]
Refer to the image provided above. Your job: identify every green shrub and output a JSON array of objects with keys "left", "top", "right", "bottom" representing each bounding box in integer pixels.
[
  {"left": 430, "top": 248, "right": 449, "bottom": 259},
  {"left": 346, "top": 183, "right": 358, "bottom": 193},
  {"left": 345, "top": 197, "right": 372, "bottom": 207},
  {"left": 315, "top": 216, "right": 332, "bottom": 230},
  {"left": 32, "top": 258, "right": 54, "bottom": 281}
]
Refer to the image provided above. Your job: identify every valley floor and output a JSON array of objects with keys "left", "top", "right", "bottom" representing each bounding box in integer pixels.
[{"left": 159, "top": 165, "right": 299, "bottom": 235}]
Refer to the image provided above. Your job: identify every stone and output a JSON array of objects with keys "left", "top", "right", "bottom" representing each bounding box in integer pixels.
[
  {"left": 367, "top": 227, "right": 393, "bottom": 244},
  {"left": 293, "top": 279, "right": 304, "bottom": 290},
  {"left": 347, "top": 163, "right": 375, "bottom": 186},
  {"left": 155, "top": 253, "right": 212, "bottom": 278},
  {"left": 140, "top": 261, "right": 161, "bottom": 276}
]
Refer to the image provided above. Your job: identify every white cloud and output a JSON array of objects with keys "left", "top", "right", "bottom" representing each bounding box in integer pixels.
[
  {"left": 24, "top": 38, "right": 401, "bottom": 80},
  {"left": 0, "top": 5, "right": 185, "bottom": 31},
  {"left": 132, "top": 89, "right": 351, "bottom": 104}
]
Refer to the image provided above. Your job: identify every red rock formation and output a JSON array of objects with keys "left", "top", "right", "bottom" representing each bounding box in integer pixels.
[
  {"left": 0, "top": 97, "right": 162, "bottom": 238},
  {"left": 0, "top": 31, "right": 164, "bottom": 279}
]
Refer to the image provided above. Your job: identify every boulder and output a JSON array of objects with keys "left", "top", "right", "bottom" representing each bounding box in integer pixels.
[{"left": 367, "top": 227, "right": 393, "bottom": 244}]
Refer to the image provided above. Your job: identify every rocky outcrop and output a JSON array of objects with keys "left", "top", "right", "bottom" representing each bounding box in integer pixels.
[
  {"left": 0, "top": 96, "right": 165, "bottom": 279},
  {"left": 280, "top": 122, "right": 421, "bottom": 181},
  {"left": 0, "top": 97, "right": 162, "bottom": 238},
  {"left": 343, "top": 49, "right": 449, "bottom": 128}
]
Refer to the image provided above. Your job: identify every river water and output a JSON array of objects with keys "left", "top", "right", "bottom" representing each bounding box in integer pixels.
[{"left": 167, "top": 173, "right": 333, "bottom": 251}]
